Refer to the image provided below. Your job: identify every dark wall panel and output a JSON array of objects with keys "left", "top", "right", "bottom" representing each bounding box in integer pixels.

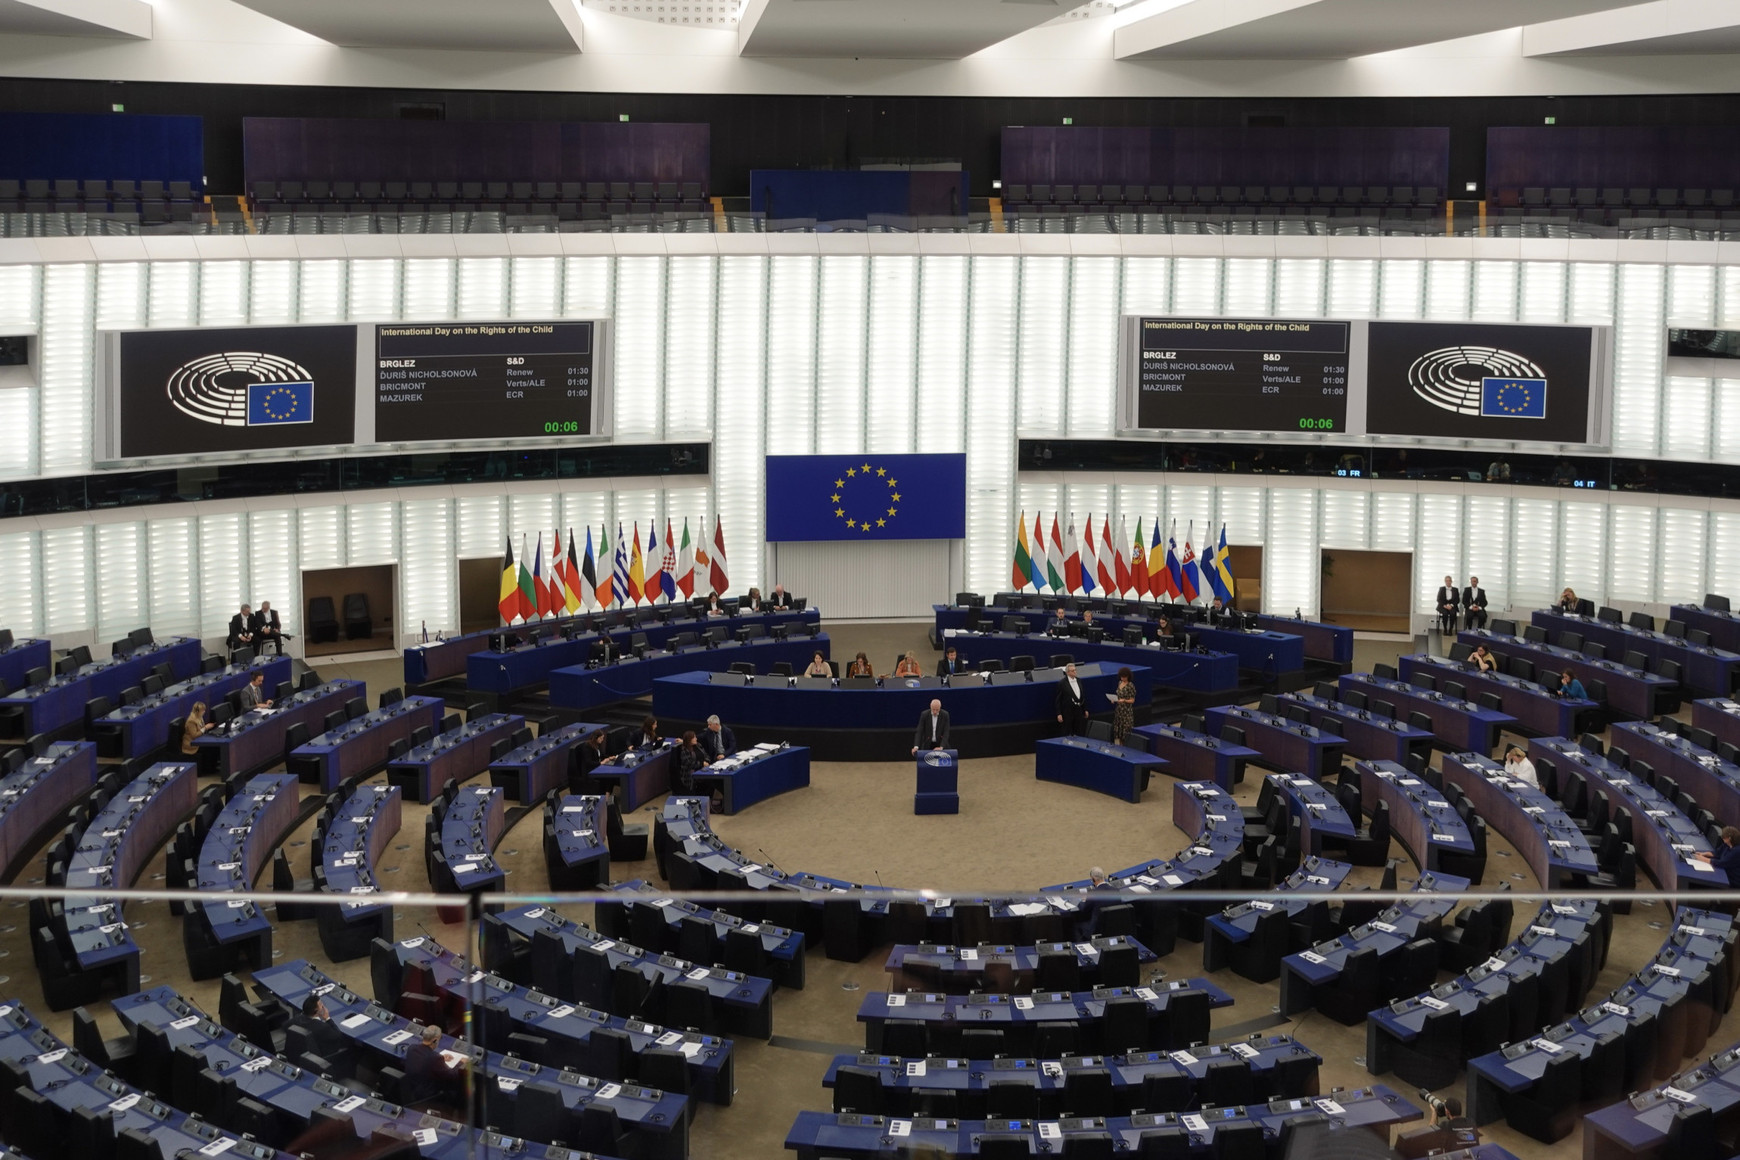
[
  {"left": 0, "top": 110, "right": 203, "bottom": 185},
  {"left": 1488, "top": 125, "right": 1740, "bottom": 190}
]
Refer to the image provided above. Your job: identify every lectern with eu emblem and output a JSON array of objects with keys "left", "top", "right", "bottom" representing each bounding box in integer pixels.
[{"left": 914, "top": 748, "right": 959, "bottom": 815}]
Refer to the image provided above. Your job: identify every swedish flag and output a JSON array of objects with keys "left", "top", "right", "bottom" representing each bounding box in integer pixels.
[
  {"left": 247, "top": 380, "right": 314, "bottom": 426},
  {"left": 1480, "top": 377, "right": 1546, "bottom": 419}
]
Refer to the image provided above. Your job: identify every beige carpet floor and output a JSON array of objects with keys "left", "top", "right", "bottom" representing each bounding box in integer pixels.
[{"left": 0, "top": 619, "right": 1715, "bottom": 1160}]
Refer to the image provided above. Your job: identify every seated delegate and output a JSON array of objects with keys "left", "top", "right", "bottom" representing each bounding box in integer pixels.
[
  {"left": 767, "top": 584, "right": 795, "bottom": 610},
  {"left": 893, "top": 651, "right": 922, "bottom": 678},
  {"left": 803, "top": 651, "right": 832, "bottom": 678},
  {"left": 227, "top": 603, "right": 256, "bottom": 654},
  {"left": 1470, "top": 644, "right": 1496, "bottom": 673},
  {"left": 1555, "top": 669, "right": 1588, "bottom": 700},
  {"left": 936, "top": 646, "right": 970, "bottom": 677},
  {"left": 250, "top": 600, "right": 289, "bottom": 655},
  {"left": 182, "top": 701, "right": 217, "bottom": 754},
  {"left": 1556, "top": 587, "right": 1580, "bottom": 614},
  {"left": 700, "top": 715, "right": 737, "bottom": 763},
  {"left": 845, "top": 651, "right": 875, "bottom": 678}
]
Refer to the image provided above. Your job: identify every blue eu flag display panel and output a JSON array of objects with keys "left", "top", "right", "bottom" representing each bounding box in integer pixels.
[
  {"left": 246, "top": 380, "right": 314, "bottom": 425},
  {"left": 766, "top": 454, "right": 967, "bottom": 542},
  {"left": 1480, "top": 377, "right": 1548, "bottom": 418}
]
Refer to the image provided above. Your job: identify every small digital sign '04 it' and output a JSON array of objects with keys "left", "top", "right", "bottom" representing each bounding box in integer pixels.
[
  {"left": 374, "top": 320, "right": 598, "bottom": 443},
  {"left": 1131, "top": 317, "right": 1351, "bottom": 434}
]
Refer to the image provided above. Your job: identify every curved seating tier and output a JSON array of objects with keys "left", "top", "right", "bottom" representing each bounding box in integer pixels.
[
  {"left": 1129, "top": 722, "right": 1261, "bottom": 790},
  {"left": 544, "top": 793, "right": 610, "bottom": 890},
  {"left": 884, "top": 934, "right": 1153, "bottom": 994},
  {"left": 1204, "top": 704, "right": 1346, "bottom": 780},
  {"left": 1458, "top": 628, "right": 1670, "bottom": 721},
  {"left": 91, "top": 654, "right": 290, "bottom": 760},
  {"left": 288, "top": 695, "right": 444, "bottom": 792},
  {"left": 1399, "top": 653, "right": 1591, "bottom": 738},
  {"left": 1339, "top": 672, "right": 1514, "bottom": 754},
  {"left": 1469, "top": 909, "right": 1739, "bottom": 1144},
  {"left": 1355, "top": 759, "right": 1482, "bottom": 880},
  {"left": 495, "top": 723, "right": 607, "bottom": 805},
  {"left": 430, "top": 783, "right": 506, "bottom": 898},
  {"left": 785, "top": 1085, "right": 1423, "bottom": 1159},
  {"left": 1440, "top": 752, "right": 1599, "bottom": 889},
  {"left": 1611, "top": 720, "right": 1740, "bottom": 836},
  {"left": 594, "top": 879, "right": 806, "bottom": 989},
  {"left": 483, "top": 905, "right": 775, "bottom": 1041},
  {"left": 822, "top": 1033, "right": 1322, "bottom": 1120},
  {"left": 387, "top": 711, "right": 523, "bottom": 803},
  {"left": 314, "top": 783, "right": 401, "bottom": 961},
  {"left": 1273, "top": 690, "right": 1433, "bottom": 766},
  {"left": 0, "top": 739, "right": 95, "bottom": 875},
  {"left": 372, "top": 933, "right": 734, "bottom": 1106},
  {"left": 184, "top": 772, "right": 300, "bottom": 978},
  {"left": 1203, "top": 856, "right": 1354, "bottom": 983},
  {"left": 191, "top": 677, "right": 364, "bottom": 780}
]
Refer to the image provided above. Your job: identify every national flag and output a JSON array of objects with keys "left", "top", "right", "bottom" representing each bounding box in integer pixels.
[
  {"left": 1063, "top": 516, "right": 1083, "bottom": 595},
  {"left": 532, "top": 531, "right": 552, "bottom": 618},
  {"left": 579, "top": 527, "right": 597, "bottom": 611},
  {"left": 497, "top": 537, "right": 522, "bottom": 623},
  {"left": 1208, "top": 523, "right": 1237, "bottom": 603},
  {"left": 1012, "top": 511, "right": 1033, "bottom": 591},
  {"left": 1130, "top": 518, "right": 1150, "bottom": 599},
  {"left": 1046, "top": 514, "right": 1066, "bottom": 593},
  {"left": 1163, "top": 523, "right": 1184, "bottom": 601},
  {"left": 628, "top": 522, "right": 646, "bottom": 605},
  {"left": 1030, "top": 513, "right": 1047, "bottom": 592},
  {"left": 1096, "top": 514, "right": 1118, "bottom": 597},
  {"left": 709, "top": 516, "right": 729, "bottom": 596},
  {"left": 562, "top": 529, "right": 582, "bottom": 614},
  {"left": 660, "top": 521, "right": 678, "bottom": 602},
  {"left": 1180, "top": 523, "right": 1200, "bottom": 603},
  {"left": 676, "top": 519, "right": 696, "bottom": 599},
  {"left": 1115, "top": 515, "right": 1131, "bottom": 598},
  {"left": 1149, "top": 519, "right": 1171, "bottom": 600},
  {"left": 1078, "top": 517, "right": 1097, "bottom": 596},
  {"left": 516, "top": 535, "right": 537, "bottom": 620},
  {"left": 611, "top": 523, "right": 629, "bottom": 607},
  {"left": 694, "top": 518, "right": 712, "bottom": 597},
  {"left": 548, "top": 529, "right": 569, "bottom": 615}
]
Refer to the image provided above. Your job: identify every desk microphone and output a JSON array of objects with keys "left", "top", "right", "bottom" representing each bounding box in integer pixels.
[{"left": 758, "top": 847, "right": 783, "bottom": 874}]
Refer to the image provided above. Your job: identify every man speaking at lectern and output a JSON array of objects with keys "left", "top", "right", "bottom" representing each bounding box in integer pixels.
[{"left": 913, "top": 699, "right": 950, "bottom": 755}]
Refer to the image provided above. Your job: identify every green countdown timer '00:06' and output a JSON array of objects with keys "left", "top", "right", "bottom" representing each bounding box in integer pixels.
[
  {"left": 1298, "top": 417, "right": 1338, "bottom": 431},
  {"left": 544, "top": 420, "right": 581, "bottom": 434}
]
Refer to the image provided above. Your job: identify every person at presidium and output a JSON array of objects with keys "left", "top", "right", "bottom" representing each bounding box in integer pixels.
[
  {"left": 804, "top": 650, "right": 832, "bottom": 678},
  {"left": 1111, "top": 667, "right": 1137, "bottom": 745},
  {"left": 767, "top": 584, "right": 794, "bottom": 609},
  {"left": 936, "top": 646, "right": 969, "bottom": 677},
  {"left": 913, "top": 699, "right": 950, "bottom": 755},
  {"left": 846, "top": 651, "right": 875, "bottom": 678},
  {"left": 893, "top": 650, "right": 922, "bottom": 678},
  {"left": 1047, "top": 607, "right": 1072, "bottom": 638},
  {"left": 1055, "top": 663, "right": 1088, "bottom": 736}
]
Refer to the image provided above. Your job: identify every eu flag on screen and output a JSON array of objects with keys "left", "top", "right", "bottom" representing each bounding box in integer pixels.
[
  {"left": 1480, "top": 377, "right": 1547, "bottom": 419},
  {"left": 246, "top": 380, "right": 314, "bottom": 426},
  {"left": 765, "top": 454, "right": 967, "bottom": 542}
]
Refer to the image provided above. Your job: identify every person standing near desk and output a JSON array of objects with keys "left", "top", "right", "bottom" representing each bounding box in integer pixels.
[
  {"left": 913, "top": 699, "right": 950, "bottom": 755},
  {"left": 250, "top": 600, "right": 287, "bottom": 655},
  {"left": 1436, "top": 577, "right": 1461, "bottom": 634},
  {"left": 1694, "top": 826, "right": 1740, "bottom": 884},
  {"left": 181, "top": 701, "right": 216, "bottom": 755},
  {"left": 1462, "top": 577, "right": 1489, "bottom": 631},
  {"left": 700, "top": 715, "right": 737, "bottom": 763},
  {"left": 401, "top": 1022, "right": 467, "bottom": 1115},
  {"left": 1554, "top": 669, "right": 1588, "bottom": 700},
  {"left": 227, "top": 603, "right": 255, "bottom": 656},
  {"left": 238, "top": 672, "right": 273, "bottom": 711},
  {"left": 936, "top": 646, "right": 969, "bottom": 677},
  {"left": 1055, "top": 663, "right": 1088, "bottom": 736},
  {"left": 1111, "top": 667, "right": 1137, "bottom": 745}
]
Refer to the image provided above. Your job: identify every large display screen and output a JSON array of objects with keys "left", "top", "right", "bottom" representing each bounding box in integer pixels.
[
  {"left": 1364, "top": 320, "right": 1599, "bottom": 443},
  {"left": 374, "top": 320, "right": 603, "bottom": 443},
  {"left": 103, "top": 324, "right": 358, "bottom": 460},
  {"left": 766, "top": 453, "right": 966, "bottom": 542},
  {"left": 1129, "top": 317, "right": 1350, "bottom": 434}
]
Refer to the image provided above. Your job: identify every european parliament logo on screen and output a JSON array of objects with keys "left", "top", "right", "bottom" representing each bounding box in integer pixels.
[
  {"left": 765, "top": 453, "right": 967, "bottom": 542},
  {"left": 246, "top": 379, "right": 315, "bottom": 425}
]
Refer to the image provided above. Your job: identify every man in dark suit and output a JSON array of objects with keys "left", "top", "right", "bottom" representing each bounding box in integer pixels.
[
  {"left": 1461, "top": 577, "right": 1488, "bottom": 631},
  {"left": 700, "top": 715, "right": 737, "bottom": 763},
  {"left": 238, "top": 671, "right": 273, "bottom": 711},
  {"left": 767, "top": 584, "right": 794, "bottom": 609},
  {"left": 936, "top": 646, "right": 969, "bottom": 677},
  {"left": 227, "top": 604, "right": 255, "bottom": 655},
  {"left": 703, "top": 593, "right": 727, "bottom": 617},
  {"left": 250, "top": 601, "right": 287, "bottom": 655},
  {"left": 400, "top": 1023, "right": 466, "bottom": 1113},
  {"left": 1207, "top": 597, "right": 1234, "bottom": 626},
  {"left": 591, "top": 633, "right": 622, "bottom": 664},
  {"left": 1055, "top": 663, "right": 1088, "bottom": 736},
  {"left": 292, "top": 995, "right": 349, "bottom": 1069},
  {"left": 912, "top": 699, "right": 950, "bottom": 755},
  {"left": 1435, "top": 576, "right": 1461, "bottom": 634},
  {"left": 1046, "top": 607, "right": 1072, "bottom": 638}
]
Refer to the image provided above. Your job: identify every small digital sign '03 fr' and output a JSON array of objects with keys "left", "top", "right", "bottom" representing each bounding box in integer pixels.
[
  {"left": 373, "top": 320, "right": 609, "bottom": 443},
  {"left": 1123, "top": 317, "right": 1351, "bottom": 434}
]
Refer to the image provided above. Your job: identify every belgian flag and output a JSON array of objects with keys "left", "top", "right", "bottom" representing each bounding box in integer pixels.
[{"left": 498, "top": 537, "right": 523, "bottom": 623}]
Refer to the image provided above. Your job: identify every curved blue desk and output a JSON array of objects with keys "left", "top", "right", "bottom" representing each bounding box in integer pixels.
[
  {"left": 1130, "top": 723, "right": 1260, "bottom": 790},
  {"left": 691, "top": 743, "right": 810, "bottom": 814},
  {"left": 1439, "top": 752, "right": 1596, "bottom": 889},
  {"left": 934, "top": 604, "right": 1298, "bottom": 678},
  {"left": 1340, "top": 673, "right": 1514, "bottom": 754},
  {"left": 1459, "top": 628, "right": 1670, "bottom": 721},
  {"left": 94, "top": 654, "right": 290, "bottom": 759},
  {"left": 0, "top": 636, "right": 50, "bottom": 693},
  {"left": 598, "top": 878, "right": 807, "bottom": 989},
  {"left": 315, "top": 783, "right": 401, "bottom": 959},
  {"left": 0, "top": 635, "right": 200, "bottom": 738},
  {"left": 192, "top": 678, "right": 364, "bottom": 780},
  {"left": 1203, "top": 856, "right": 1353, "bottom": 979},
  {"left": 289, "top": 695, "right": 445, "bottom": 791},
  {"left": 1692, "top": 697, "right": 1740, "bottom": 753},
  {"left": 940, "top": 628, "right": 1237, "bottom": 693},
  {"left": 1035, "top": 735, "right": 1166, "bottom": 802},
  {"left": 64, "top": 760, "right": 197, "bottom": 993},
  {"left": 435, "top": 784, "right": 506, "bottom": 894},
  {"left": 1205, "top": 705, "right": 1345, "bottom": 780},
  {"left": 550, "top": 635, "right": 828, "bottom": 715},
  {"left": 545, "top": 793, "right": 610, "bottom": 889},
  {"left": 1397, "top": 654, "right": 1589, "bottom": 738},
  {"left": 0, "top": 739, "right": 95, "bottom": 874},
  {"left": 653, "top": 662, "right": 1151, "bottom": 761},
  {"left": 1274, "top": 691, "right": 1433, "bottom": 766},
  {"left": 885, "top": 933, "right": 1155, "bottom": 993},
  {"left": 1254, "top": 614, "right": 1354, "bottom": 667},
  {"left": 386, "top": 711, "right": 521, "bottom": 803},
  {"left": 1612, "top": 720, "right": 1740, "bottom": 832},
  {"left": 1356, "top": 759, "right": 1477, "bottom": 876},
  {"left": 191, "top": 772, "right": 300, "bottom": 970},
  {"left": 1533, "top": 608, "right": 1740, "bottom": 699},
  {"left": 1279, "top": 871, "right": 1470, "bottom": 1017},
  {"left": 492, "top": 720, "right": 608, "bottom": 804},
  {"left": 1269, "top": 774, "right": 1357, "bottom": 852}
]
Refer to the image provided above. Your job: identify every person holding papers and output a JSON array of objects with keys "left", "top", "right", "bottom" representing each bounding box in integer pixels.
[
  {"left": 181, "top": 702, "right": 216, "bottom": 755},
  {"left": 913, "top": 699, "right": 950, "bottom": 755},
  {"left": 238, "top": 671, "right": 273, "bottom": 711},
  {"left": 1693, "top": 826, "right": 1740, "bottom": 885},
  {"left": 401, "top": 1022, "right": 466, "bottom": 1114},
  {"left": 1111, "top": 667, "right": 1137, "bottom": 745},
  {"left": 1055, "top": 663, "right": 1088, "bottom": 736}
]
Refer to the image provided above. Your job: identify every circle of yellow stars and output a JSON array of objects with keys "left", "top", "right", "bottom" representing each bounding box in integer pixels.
[
  {"left": 1493, "top": 381, "right": 1535, "bottom": 415},
  {"left": 831, "top": 462, "right": 900, "bottom": 533},
  {"left": 260, "top": 384, "right": 303, "bottom": 420}
]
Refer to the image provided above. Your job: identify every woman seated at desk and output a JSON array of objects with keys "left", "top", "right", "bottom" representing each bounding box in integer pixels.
[
  {"left": 803, "top": 651, "right": 832, "bottom": 678},
  {"left": 1470, "top": 643, "right": 1497, "bottom": 673},
  {"left": 181, "top": 701, "right": 216, "bottom": 754},
  {"left": 893, "top": 650, "right": 922, "bottom": 678},
  {"left": 675, "top": 731, "right": 704, "bottom": 793},
  {"left": 635, "top": 714, "right": 662, "bottom": 749},
  {"left": 846, "top": 651, "right": 875, "bottom": 678},
  {"left": 1556, "top": 587, "right": 1580, "bottom": 614}
]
